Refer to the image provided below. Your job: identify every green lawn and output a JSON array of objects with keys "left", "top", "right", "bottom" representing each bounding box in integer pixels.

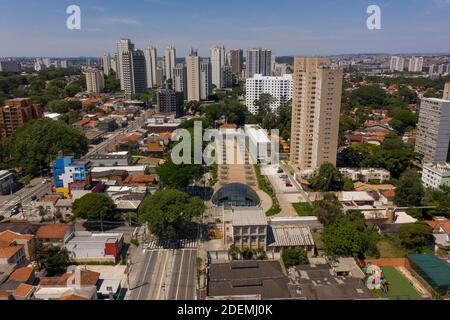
[
  {"left": 377, "top": 238, "right": 406, "bottom": 258},
  {"left": 378, "top": 266, "right": 421, "bottom": 300},
  {"left": 292, "top": 202, "right": 314, "bottom": 216}
]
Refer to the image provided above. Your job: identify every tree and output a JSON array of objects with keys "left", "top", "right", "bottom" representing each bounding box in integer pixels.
[
  {"left": 156, "top": 160, "right": 202, "bottom": 190},
  {"left": 350, "top": 84, "right": 387, "bottom": 108},
  {"left": 398, "top": 224, "right": 434, "bottom": 252},
  {"left": 322, "top": 220, "right": 363, "bottom": 256},
  {"left": 309, "top": 163, "right": 344, "bottom": 192},
  {"left": 43, "top": 247, "right": 72, "bottom": 276},
  {"left": 394, "top": 169, "right": 424, "bottom": 207},
  {"left": 46, "top": 99, "right": 82, "bottom": 113},
  {"left": 5, "top": 118, "right": 88, "bottom": 175},
  {"left": 29, "top": 238, "right": 46, "bottom": 270},
  {"left": 73, "top": 193, "right": 117, "bottom": 222},
  {"left": 389, "top": 108, "right": 417, "bottom": 134},
  {"left": 138, "top": 189, "right": 205, "bottom": 240},
  {"left": 313, "top": 193, "right": 344, "bottom": 226},
  {"left": 282, "top": 247, "right": 309, "bottom": 267},
  {"left": 424, "top": 186, "right": 450, "bottom": 218}
]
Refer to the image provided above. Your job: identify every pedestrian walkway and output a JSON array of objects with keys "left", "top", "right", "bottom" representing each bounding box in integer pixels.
[{"left": 146, "top": 238, "right": 198, "bottom": 250}]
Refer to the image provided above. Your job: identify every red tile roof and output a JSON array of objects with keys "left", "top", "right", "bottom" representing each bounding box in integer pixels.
[
  {"left": 0, "top": 246, "right": 23, "bottom": 260},
  {"left": 59, "top": 295, "right": 90, "bottom": 300},
  {"left": 8, "top": 267, "right": 34, "bottom": 282},
  {"left": 13, "top": 283, "right": 33, "bottom": 298},
  {"left": 0, "top": 230, "right": 33, "bottom": 245},
  {"left": 36, "top": 224, "right": 71, "bottom": 240},
  {"left": 426, "top": 220, "right": 450, "bottom": 234}
]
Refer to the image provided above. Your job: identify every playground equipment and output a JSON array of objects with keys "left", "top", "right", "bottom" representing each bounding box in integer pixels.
[{"left": 365, "top": 263, "right": 389, "bottom": 292}]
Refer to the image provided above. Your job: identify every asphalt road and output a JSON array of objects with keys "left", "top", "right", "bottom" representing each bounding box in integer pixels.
[{"left": 166, "top": 249, "right": 198, "bottom": 300}]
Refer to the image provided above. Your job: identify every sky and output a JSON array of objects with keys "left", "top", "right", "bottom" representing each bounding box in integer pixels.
[{"left": 0, "top": 0, "right": 450, "bottom": 57}]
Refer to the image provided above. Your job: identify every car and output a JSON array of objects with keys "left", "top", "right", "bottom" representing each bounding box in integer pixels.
[{"left": 31, "top": 195, "right": 37, "bottom": 201}]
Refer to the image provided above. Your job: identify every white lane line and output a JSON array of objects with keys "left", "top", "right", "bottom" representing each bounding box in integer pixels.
[
  {"left": 185, "top": 250, "right": 193, "bottom": 300},
  {"left": 136, "top": 250, "right": 154, "bottom": 300},
  {"left": 175, "top": 250, "right": 186, "bottom": 300},
  {"left": 156, "top": 250, "right": 170, "bottom": 300}
]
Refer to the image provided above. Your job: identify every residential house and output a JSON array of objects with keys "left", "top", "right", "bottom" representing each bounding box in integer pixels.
[{"left": 36, "top": 224, "right": 75, "bottom": 246}]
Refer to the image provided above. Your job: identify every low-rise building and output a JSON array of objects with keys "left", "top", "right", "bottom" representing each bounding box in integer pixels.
[
  {"left": 88, "top": 154, "right": 131, "bottom": 167},
  {"left": 65, "top": 232, "right": 124, "bottom": 263},
  {"left": 36, "top": 224, "right": 75, "bottom": 245},
  {"left": 339, "top": 168, "right": 391, "bottom": 183},
  {"left": 231, "top": 210, "right": 268, "bottom": 250},
  {"left": 425, "top": 218, "right": 450, "bottom": 253},
  {"left": 422, "top": 163, "right": 450, "bottom": 189},
  {"left": 0, "top": 230, "right": 34, "bottom": 259},
  {"left": 0, "top": 170, "right": 19, "bottom": 196}
]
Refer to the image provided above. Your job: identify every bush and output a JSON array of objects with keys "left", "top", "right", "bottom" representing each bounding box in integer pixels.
[
  {"left": 282, "top": 247, "right": 309, "bottom": 267},
  {"left": 130, "top": 238, "right": 139, "bottom": 247},
  {"left": 293, "top": 203, "right": 313, "bottom": 216}
]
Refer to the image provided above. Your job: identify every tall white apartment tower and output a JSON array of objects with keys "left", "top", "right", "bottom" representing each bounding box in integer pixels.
[
  {"left": 415, "top": 98, "right": 450, "bottom": 163},
  {"left": 117, "top": 39, "right": 135, "bottom": 89},
  {"left": 390, "top": 56, "right": 405, "bottom": 72},
  {"left": 200, "top": 59, "right": 212, "bottom": 100},
  {"left": 245, "top": 74, "right": 293, "bottom": 114},
  {"left": 210, "top": 44, "right": 225, "bottom": 89},
  {"left": 85, "top": 68, "right": 105, "bottom": 93},
  {"left": 144, "top": 47, "right": 158, "bottom": 88},
  {"left": 247, "top": 48, "right": 272, "bottom": 78},
  {"left": 444, "top": 82, "right": 450, "bottom": 100},
  {"left": 174, "top": 63, "right": 187, "bottom": 101},
  {"left": 186, "top": 49, "right": 201, "bottom": 102},
  {"left": 102, "top": 54, "right": 111, "bottom": 77},
  {"left": 289, "top": 57, "right": 343, "bottom": 171},
  {"left": 164, "top": 46, "right": 176, "bottom": 82},
  {"left": 408, "top": 57, "right": 424, "bottom": 72}
]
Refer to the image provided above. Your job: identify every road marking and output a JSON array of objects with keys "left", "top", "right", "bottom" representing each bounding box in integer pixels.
[
  {"left": 136, "top": 250, "right": 154, "bottom": 300},
  {"left": 185, "top": 250, "right": 193, "bottom": 300},
  {"left": 156, "top": 250, "right": 170, "bottom": 300},
  {"left": 175, "top": 250, "right": 186, "bottom": 300}
]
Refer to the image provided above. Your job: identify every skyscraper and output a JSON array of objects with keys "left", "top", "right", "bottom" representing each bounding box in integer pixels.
[
  {"left": 390, "top": 56, "right": 405, "bottom": 72},
  {"left": 415, "top": 98, "right": 450, "bottom": 163},
  {"left": 246, "top": 48, "right": 272, "bottom": 78},
  {"left": 144, "top": 47, "right": 157, "bottom": 88},
  {"left": 246, "top": 74, "right": 292, "bottom": 114},
  {"left": 131, "top": 50, "right": 148, "bottom": 94},
  {"left": 119, "top": 46, "right": 147, "bottom": 97},
  {"left": 173, "top": 63, "right": 187, "bottom": 101},
  {"left": 164, "top": 46, "right": 176, "bottom": 82},
  {"left": 186, "top": 49, "right": 200, "bottom": 102},
  {"left": 289, "top": 57, "right": 343, "bottom": 171},
  {"left": 117, "top": 38, "right": 135, "bottom": 88},
  {"left": 221, "top": 65, "right": 233, "bottom": 89},
  {"left": 85, "top": 68, "right": 105, "bottom": 93},
  {"left": 408, "top": 57, "right": 424, "bottom": 72},
  {"left": 200, "top": 58, "right": 212, "bottom": 100},
  {"left": 210, "top": 44, "right": 225, "bottom": 89},
  {"left": 230, "top": 49, "right": 243, "bottom": 77},
  {"left": 102, "top": 54, "right": 111, "bottom": 77}
]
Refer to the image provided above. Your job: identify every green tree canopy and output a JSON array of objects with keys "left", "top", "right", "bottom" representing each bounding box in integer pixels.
[
  {"left": 156, "top": 160, "right": 203, "bottom": 190},
  {"left": 424, "top": 186, "right": 450, "bottom": 218},
  {"left": 138, "top": 189, "right": 205, "bottom": 240},
  {"left": 73, "top": 193, "right": 117, "bottom": 221},
  {"left": 282, "top": 247, "right": 309, "bottom": 267},
  {"left": 398, "top": 223, "right": 434, "bottom": 252},
  {"left": 5, "top": 118, "right": 88, "bottom": 175},
  {"left": 42, "top": 246, "right": 72, "bottom": 276},
  {"left": 313, "top": 193, "right": 344, "bottom": 226},
  {"left": 309, "top": 163, "right": 344, "bottom": 192},
  {"left": 394, "top": 169, "right": 424, "bottom": 207}
]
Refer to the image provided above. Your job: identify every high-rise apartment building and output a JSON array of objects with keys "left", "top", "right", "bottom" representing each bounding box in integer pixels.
[
  {"left": 0, "top": 98, "right": 43, "bottom": 139},
  {"left": 444, "top": 82, "right": 450, "bottom": 100},
  {"left": 156, "top": 86, "right": 183, "bottom": 115},
  {"left": 186, "top": 49, "right": 200, "bottom": 102},
  {"left": 173, "top": 63, "right": 187, "bottom": 101},
  {"left": 111, "top": 54, "right": 118, "bottom": 74},
  {"left": 415, "top": 98, "right": 450, "bottom": 163},
  {"left": 247, "top": 48, "right": 272, "bottom": 78},
  {"left": 117, "top": 39, "right": 147, "bottom": 97},
  {"left": 200, "top": 59, "right": 212, "bottom": 100},
  {"left": 102, "top": 54, "right": 111, "bottom": 76},
  {"left": 211, "top": 44, "right": 225, "bottom": 89},
  {"left": 408, "top": 57, "right": 424, "bottom": 72},
  {"left": 0, "top": 60, "right": 20, "bottom": 73},
  {"left": 245, "top": 74, "right": 292, "bottom": 114},
  {"left": 390, "top": 56, "right": 405, "bottom": 72},
  {"left": 144, "top": 47, "right": 157, "bottom": 88},
  {"left": 164, "top": 46, "right": 176, "bottom": 82},
  {"left": 85, "top": 68, "right": 105, "bottom": 93},
  {"left": 230, "top": 49, "right": 243, "bottom": 77},
  {"left": 222, "top": 65, "right": 233, "bottom": 89},
  {"left": 289, "top": 57, "right": 343, "bottom": 171}
]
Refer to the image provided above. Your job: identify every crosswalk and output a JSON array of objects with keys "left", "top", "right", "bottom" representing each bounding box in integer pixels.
[{"left": 146, "top": 238, "right": 198, "bottom": 250}]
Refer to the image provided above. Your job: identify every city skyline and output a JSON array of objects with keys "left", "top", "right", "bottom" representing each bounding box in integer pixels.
[{"left": 1, "top": 0, "right": 450, "bottom": 57}]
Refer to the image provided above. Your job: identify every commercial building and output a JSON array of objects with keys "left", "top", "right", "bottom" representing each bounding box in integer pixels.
[
  {"left": 246, "top": 48, "right": 272, "bottom": 78},
  {"left": 222, "top": 65, "right": 233, "bottom": 89},
  {"left": 444, "top": 82, "right": 450, "bottom": 100},
  {"left": 51, "top": 156, "right": 92, "bottom": 197},
  {"left": 231, "top": 210, "right": 268, "bottom": 250},
  {"left": 173, "top": 63, "right": 187, "bottom": 100},
  {"left": 289, "top": 57, "right": 343, "bottom": 171},
  {"left": 186, "top": 49, "right": 200, "bottom": 102},
  {"left": 415, "top": 98, "right": 450, "bottom": 163},
  {"left": 421, "top": 163, "right": 450, "bottom": 189},
  {"left": 164, "top": 46, "right": 176, "bottom": 82},
  {"left": 230, "top": 49, "right": 243, "bottom": 77},
  {"left": 156, "top": 87, "right": 183, "bottom": 115},
  {"left": 211, "top": 44, "right": 226, "bottom": 88},
  {"left": 408, "top": 57, "right": 424, "bottom": 72},
  {"left": 144, "top": 47, "right": 157, "bottom": 88},
  {"left": 0, "top": 60, "right": 20, "bottom": 73},
  {"left": 0, "top": 98, "right": 43, "bottom": 139},
  {"left": 390, "top": 56, "right": 405, "bottom": 72},
  {"left": 88, "top": 154, "right": 131, "bottom": 167},
  {"left": 245, "top": 74, "right": 292, "bottom": 114},
  {"left": 117, "top": 39, "right": 147, "bottom": 97},
  {"left": 85, "top": 68, "right": 104, "bottom": 93},
  {"left": 65, "top": 231, "right": 124, "bottom": 263},
  {"left": 244, "top": 125, "right": 273, "bottom": 164}
]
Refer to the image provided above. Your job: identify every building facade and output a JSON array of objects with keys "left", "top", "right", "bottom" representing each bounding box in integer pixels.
[
  {"left": 102, "top": 54, "right": 111, "bottom": 77},
  {"left": 230, "top": 49, "right": 243, "bottom": 77},
  {"left": 0, "top": 60, "right": 20, "bottom": 73},
  {"left": 245, "top": 74, "right": 292, "bottom": 114},
  {"left": 85, "top": 69, "right": 105, "bottom": 94},
  {"left": 156, "top": 87, "right": 183, "bottom": 115},
  {"left": 390, "top": 56, "right": 405, "bottom": 72},
  {"left": 415, "top": 98, "right": 450, "bottom": 163},
  {"left": 164, "top": 46, "right": 176, "bottom": 82},
  {"left": 200, "top": 59, "right": 212, "bottom": 100},
  {"left": 51, "top": 156, "right": 92, "bottom": 198},
  {"left": 444, "top": 82, "right": 450, "bottom": 100},
  {"left": 0, "top": 98, "right": 43, "bottom": 139},
  {"left": 408, "top": 57, "right": 423, "bottom": 72},
  {"left": 289, "top": 57, "right": 343, "bottom": 171},
  {"left": 247, "top": 48, "right": 272, "bottom": 78},
  {"left": 210, "top": 44, "right": 225, "bottom": 89},
  {"left": 144, "top": 47, "right": 157, "bottom": 88},
  {"left": 186, "top": 49, "right": 200, "bottom": 102},
  {"left": 422, "top": 163, "right": 450, "bottom": 189},
  {"left": 173, "top": 63, "right": 187, "bottom": 101}
]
